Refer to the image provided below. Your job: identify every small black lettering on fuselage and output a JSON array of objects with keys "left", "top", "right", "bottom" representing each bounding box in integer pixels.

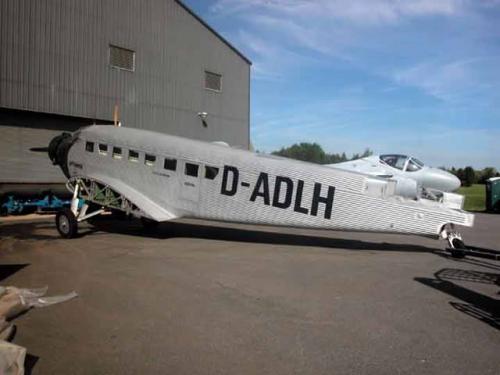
[
  {"left": 153, "top": 171, "right": 171, "bottom": 178},
  {"left": 220, "top": 165, "right": 335, "bottom": 219}
]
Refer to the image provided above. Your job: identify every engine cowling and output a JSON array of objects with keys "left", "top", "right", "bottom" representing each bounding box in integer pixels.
[{"left": 48, "top": 132, "right": 74, "bottom": 178}]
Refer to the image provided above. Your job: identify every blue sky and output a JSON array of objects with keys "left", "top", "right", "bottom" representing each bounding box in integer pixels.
[{"left": 184, "top": 0, "right": 500, "bottom": 169}]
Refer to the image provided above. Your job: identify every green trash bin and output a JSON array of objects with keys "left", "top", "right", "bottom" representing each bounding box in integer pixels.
[{"left": 486, "top": 177, "right": 500, "bottom": 212}]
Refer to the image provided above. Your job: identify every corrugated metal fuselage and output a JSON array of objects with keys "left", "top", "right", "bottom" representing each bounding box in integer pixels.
[{"left": 65, "top": 126, "right": 474, "bottom": 236}]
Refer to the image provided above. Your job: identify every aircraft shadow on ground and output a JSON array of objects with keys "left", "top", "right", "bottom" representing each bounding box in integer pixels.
[
  {"left": 83, "top": 218, "right": 439, "bottom": 253},
  {"left": 0, "top": 264, "right": 29, "bottom": 282},
  {"left": 415, "top": 268, "right": 500, "bottom": 330},
  {"left": 1, "top": 218, "right": 441, "bottom": 253},
  {"left": 434, "top": 251, "right": 500, "bottom": 271}
]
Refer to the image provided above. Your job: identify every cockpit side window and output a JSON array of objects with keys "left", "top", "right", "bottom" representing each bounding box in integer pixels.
[
  {"left": 406, "top": 159, "right": 422, "bottom": 172},
  {"left": 412, "top": 158, "right": 424, "bottom": 168},
  {"left": 380, "top": 154, "right": 408, "bottom": 170}
]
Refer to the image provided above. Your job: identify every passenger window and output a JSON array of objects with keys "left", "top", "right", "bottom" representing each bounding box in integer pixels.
[
  {"left": 85, "top": 141, "right": 94, "bottom": 152},
  {"left": 185, "top": 163, "right": 199, "bottom": 177},
  {"left": 145, "top": 154, "right": 156, "bottom": 166},
  {"left": 113, "top": 147, "right": 122, "bottom": 159},
  {"left": 98, "top": 144, "right": 108, "bottom": 155},
  {"left": 128, "top": 150, "right": 139, "bottom": 162},
  {"left": 164, "top": 158, "right": 177, "bottom": 171},
  {"left": 205, "top": 166, "right": 219, "bottom": 180}
]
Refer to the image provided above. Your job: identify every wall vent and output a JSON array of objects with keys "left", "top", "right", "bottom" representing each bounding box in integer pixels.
[
  {"left": 109, "top": 45, "right": 135, "bottom": 71},
  {"left": 204, "top": 71, "right": 222, "bottom": 92}
]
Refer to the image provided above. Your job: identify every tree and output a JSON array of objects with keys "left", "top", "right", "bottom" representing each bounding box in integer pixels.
[
  {"left": 463, "top": 166, "right": 476, "bottom": 187},
  {"left": 272, "top": 143, "right": 327, "bottom": 164},
  {"left": 272, "top": 143, "right": 373, "bottom": 164},
  {"left": 360, "top": 148, "right": 373, "bottom": 158},
  {"left": 478, "top": 167, "right": 497, "bottom": 184}
]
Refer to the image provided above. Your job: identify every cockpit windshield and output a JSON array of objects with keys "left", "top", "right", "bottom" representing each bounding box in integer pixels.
[
  {"left": 380, "top": 154, "right": 408, "bottom": 170},
  {"left": 380, "top": 154, "right": 425, "bottom": 172}
]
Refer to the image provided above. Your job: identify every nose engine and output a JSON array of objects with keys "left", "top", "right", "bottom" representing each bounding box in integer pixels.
[{"left": 48, "top": 132, "right": 74, "bottom": 178}]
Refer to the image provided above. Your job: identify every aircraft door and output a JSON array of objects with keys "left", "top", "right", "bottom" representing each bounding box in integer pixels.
[{"left": 180, "top": 161, "right": 201, "bottom": 204}]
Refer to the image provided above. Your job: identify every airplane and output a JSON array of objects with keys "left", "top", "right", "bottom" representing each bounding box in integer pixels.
[
  {"left": 45, "top": 125, "right": 473, "bottom": 253},
  {"left": 327, "top": 154, "right": 461, "bottom": 199}
]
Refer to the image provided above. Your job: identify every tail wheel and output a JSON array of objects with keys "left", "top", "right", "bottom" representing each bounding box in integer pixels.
[
  {"left": 56, "top": 208, "right": 78, "bottom": 239},
  {"left": 451, "top": 237, "right": 466, "bottom": 250},
  {"left": 450, "top": 237, "right": 466, "bottom": 258}
]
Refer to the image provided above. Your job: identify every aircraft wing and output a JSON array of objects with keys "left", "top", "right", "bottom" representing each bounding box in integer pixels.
[{"left": 87, "top": 173, "right": 179, "bottom": 222}]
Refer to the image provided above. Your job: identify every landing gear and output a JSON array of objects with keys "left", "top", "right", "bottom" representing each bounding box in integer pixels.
[
  {"left": 446, "top": 230, "right": 466, "bottom": 259},
  {"left": 56, "top": 209, "right": 78, "bottom": 238},
  {"left": 141, "top": 217, "right": 159, "bottom": 230},
  {"left": 441, "top": 224, "right": 500, "bottom": 261},
  {"left": 55, "top": 177, "right": 146, "bottom": 239}
]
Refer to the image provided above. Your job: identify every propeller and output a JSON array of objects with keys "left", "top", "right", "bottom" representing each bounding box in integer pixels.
[{"left": 29, "top": 147, "right": 49, "bottom": 153}]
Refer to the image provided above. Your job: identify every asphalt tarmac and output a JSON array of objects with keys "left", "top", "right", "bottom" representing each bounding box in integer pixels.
[{"left": 1, "top": 213, "right": 499, "bottom": 374}]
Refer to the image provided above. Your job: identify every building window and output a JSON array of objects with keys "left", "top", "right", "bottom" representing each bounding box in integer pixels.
[
  {"left": 109, "top": 45, "right": 135, "bottom": 71},
  {"left": 129, "top": 150, "right": 139, "bottom": 162},
  {"left": 85, "top": 142, "right": 94, "bottom": 152},
  {"left": 145, "top": 154, "right": 156, "bottom": 166},
  {"left": 112, "top": 147, "right": 122, "bottom": 159},
  {"left": 98, "top": 144, "right": 108, "bottom": 155},
  {"left": 185, "top": 163, "right": 199, "bottom": 177},
  {"left": 204, "top": 71, "right": 222, "bottom": 92},
  {"left": 164, "top": 158, "right": 177, "bottom": 171},
  {"left": 205, "top": 166, "right": 219, "bottom": 180}
]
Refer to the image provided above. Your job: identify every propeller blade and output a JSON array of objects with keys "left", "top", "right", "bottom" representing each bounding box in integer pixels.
[{"left": 29, "top": 147, "right": 49, "bottom": 153}]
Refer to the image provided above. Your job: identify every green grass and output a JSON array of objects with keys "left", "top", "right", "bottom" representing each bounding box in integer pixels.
[{"left": 457, "top": 184, "right": 486, "bottom": 212}]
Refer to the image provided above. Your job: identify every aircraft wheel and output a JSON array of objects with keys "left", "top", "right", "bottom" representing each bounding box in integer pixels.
[
  {"left": 56, "top": 208, "right": 78, "bottom": 238},
  {"left": 450, "top": 249, "right": 465, "bottom": 259},
  {"left": 141, "top": 217, "right": 159, "bottom": 230},
  {"left": 450, "top": 238, "right": 466, "bottom": 258}
]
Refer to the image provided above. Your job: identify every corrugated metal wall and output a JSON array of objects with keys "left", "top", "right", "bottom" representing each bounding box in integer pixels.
[
  {"left": 0, "top": 108, "right": 108, "bottom": 184},
  {"left": 0, "top": 0, "right": 250, "bottom": 148}
]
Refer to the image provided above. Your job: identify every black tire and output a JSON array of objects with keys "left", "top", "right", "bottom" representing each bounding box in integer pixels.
[
  {"left": 56, "top": 208, "right": 78, "bottom": 238},
  {"left": 450, "top": 249, "right": 466, "bottom": 259},
  {"left": 141, "top": 217, "right": 159, "bottom": 230},
  {"left": 451, "top": 238, "right": 466, "bottom": 250}
]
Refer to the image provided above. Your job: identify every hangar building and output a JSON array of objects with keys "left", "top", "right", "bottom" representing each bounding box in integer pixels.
[{"left": 0, "top": 0, "right": 251, "bottom": 196}]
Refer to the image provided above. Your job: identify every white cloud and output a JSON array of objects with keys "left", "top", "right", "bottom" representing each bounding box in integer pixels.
[
  {"left": 212, "top": 0, "right": 463, "bottom": 24},
  {"left": 233, "top": 30, "right": 323, "bottom": 80},
  {"left": 207, "top": 0, "right": 500, "bottom": 168},
  {"left": 393, "top": 57, "right": 500, "bottom": 102}
]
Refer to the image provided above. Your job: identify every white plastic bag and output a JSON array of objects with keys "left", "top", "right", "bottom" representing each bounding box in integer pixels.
[
  {"left": 0, "top": 286, "right": 77, "bottom": 320},
  {"left": 0, "top": 340, "right": 26, "bottom": 375}
]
